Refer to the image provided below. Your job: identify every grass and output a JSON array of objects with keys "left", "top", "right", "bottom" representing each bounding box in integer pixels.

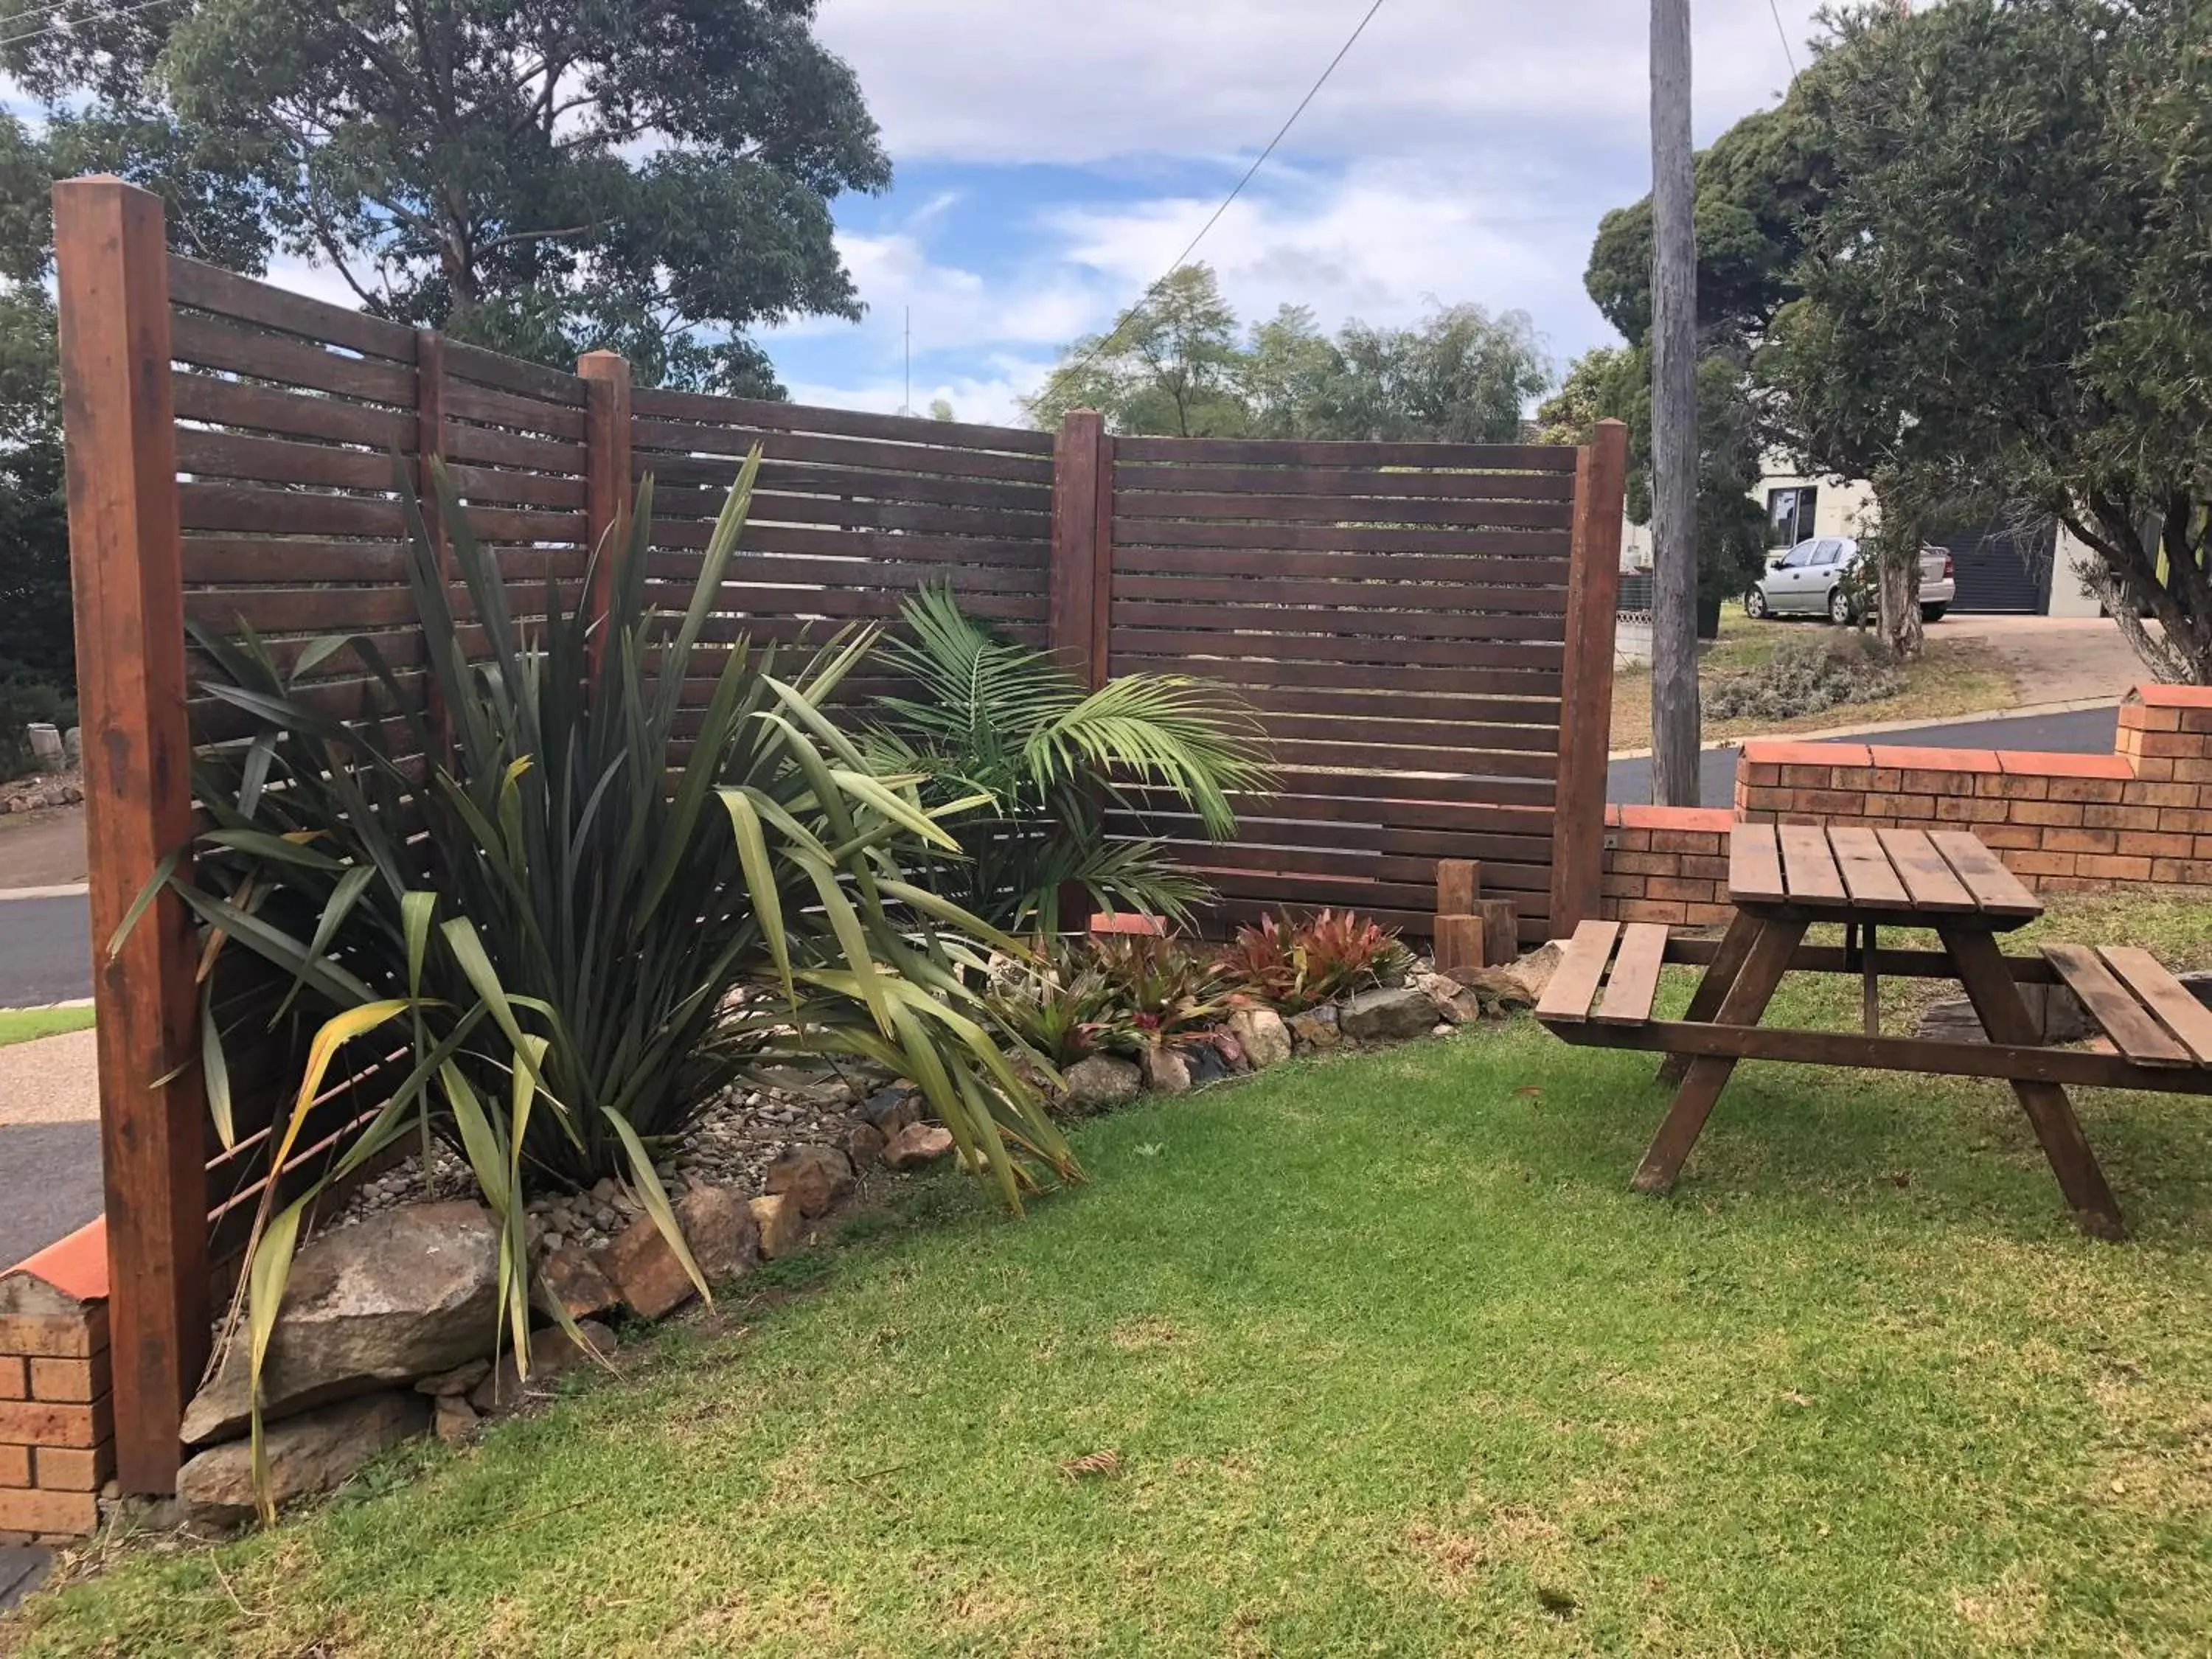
[
  {"left": 1611, "top": 610, "right": 2017, "bottom": 752},
  {"left": 13, "top": 891, "right": 2212, "bottom": 1657},
  {"left": 0, "top": 1004, "right": 94, "bottom": 1047}
]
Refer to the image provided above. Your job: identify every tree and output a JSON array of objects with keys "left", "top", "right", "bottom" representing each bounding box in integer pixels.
[
  {"left": 1770, "top": 0, "right": 2212, "bottom": 681},
  {"left": 1026, "top": 268, "right": 1551, "bottom": 442},
  {"left": 3, "top": 0, "right": 890, "bottom": 396},
  {"left": 1647, "top": 0, "right": 1700, "bottom": 804},
  {"left": 1023, "top": 265, "right": 1249, "bottom": 437}
]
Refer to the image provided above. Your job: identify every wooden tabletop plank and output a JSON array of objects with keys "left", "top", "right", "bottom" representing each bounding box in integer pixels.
[
  {"left": 1877, "top": 828, "right": 1978, "bottom": 912},
  {"left": 1595, "top": 922, "right": 1669, "bottom": 1025},
  {"left": 2044, "top": 944, "right": 2191, "bottom": 1065},
  {"left": 1728, "top": 822, "right": 1787, "bottom": 904},
  {"left": 1826, "top": 824, "right": 1914, "bottom": 910},
  {"left": 2098, "top": 946, "right": 2212, "bottom": 1065},
  {"left": 1927, "top": 830, "right": 2043, "bottom": 919},
  {"left": 1534, "top": 918, "right": 1621, "bottom": 1023},
  {"left": 1778, "top": 822, "right": 1848, "bottom": 904}
]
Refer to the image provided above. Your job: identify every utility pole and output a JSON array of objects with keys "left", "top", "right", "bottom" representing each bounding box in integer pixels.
[{"left": 1649, "top": 0, "right": 1701, "bottom": 804}]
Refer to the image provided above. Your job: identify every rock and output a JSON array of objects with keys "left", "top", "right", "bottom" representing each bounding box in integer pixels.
[
  {"left": 1916, "top": 984, "right": 2090, "bottom": 1046},
  {"left": 1139, "top": 1044, "right": 1192, "bottom": 1096},
  {"left": 599, "top": 1213, "right": 703, "bottom": 1320},
  {"left": 847, "top": 1122, "right": 886, "bottom": 1168},
  {"left": 1184, "top": 1044, "right": 1231, "bottom": 1088},
  {"left": 1505, "top": 942, "right": 1565, "bottom": 1000},
  {"left": 1432, "top": 1022, "right": 1453, "bottom": 1037},
  {"left": 858, "top": 1084, "right": 922, "bottom": 1136},
  {"left": 1062, "top": 1054, "right": 1141, "bottom": 1112},
  {"left": 1227, "top": 1007, "right": 1292, "bottom": 1068},
  {"left": 470, "top": 1321, "right": 616, "bottom": 1415},
  {"left": 674, "top": 1183, "right": 761, "bottom": 1284},
  {"left": 883, "top": 1121, "right": 956, "bottom": 1169},
  {"left": 177, "top": 1392, "right": 428, "bottom": 1528},
  {"left": 1339, "top": 986, "right": 1437, "bottom": 1043},
  {"left": 1209, "top": 1029, "right": 1248, "bottom": 1071},
  {"left": 1458, "top": 969, "right": 1536, "bottom": 1015},
  {"left": 432, "top": 1395, "right": 478, "bottom": 1447},
  {"left": 1287, "top": 1005, "right": 1340, "bottom": 1049},
  {"left": 414, "top": 1359, "right": 490, "bottom": 1398},
  {"left": 765, "top": 1145, "right": 855, "bottom": 1217},
  {"left": 750, "top": 1193, "right": 803, "bottom": 1259},
  {"left": 534, "top": 1244, "right": 620, "bottom": 1324},
  {"left": 181, "top": 1202, "right": 501, "bottom": 1445}
]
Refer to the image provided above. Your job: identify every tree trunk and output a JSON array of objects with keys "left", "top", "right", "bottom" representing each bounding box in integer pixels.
[
  {"left": 1876, "top": 552, "right": 1925, "bottom": 658},
  {"left": 1648, "top": 0, "right": 1701, "bottom": 804}
]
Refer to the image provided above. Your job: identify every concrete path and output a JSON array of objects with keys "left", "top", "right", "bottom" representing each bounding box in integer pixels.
[
  {"left": 1939, "top": 614, "right": 2149, "bottom": 706},
  {"left": 1608, "top": 704, "right": 2121, "bottom": 808},
  {"left": 0, "top": 1028, "right": 101, "bottom": 1270}
]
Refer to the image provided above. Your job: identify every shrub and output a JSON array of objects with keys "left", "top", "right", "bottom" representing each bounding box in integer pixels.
[
  {"left": 1214, "top": 909, "right": 1413, "bottom": 1012},
  {"left": 0, "top": 669, "right": 74, "bottom": 782},
  {"left": 1703, "top": 632, "right": 1905, "bottom": 722},
  {"left": 123, "top": 453, "right": 1079, "bottom": 1509},
  {"left": 1089, "top": 932, "right": 1230, "bottom": 1050},
  {"left": 866, "top": 586, "right": 1273, "bottom": 935}
]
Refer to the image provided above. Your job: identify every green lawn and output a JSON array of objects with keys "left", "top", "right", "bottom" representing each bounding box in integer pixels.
[
  {"left": 15, "top": 900, "right": 2212, "bottom": 1656},
  {"left": 0, "top": 1004, "right": 94, "bottom": 1047}
]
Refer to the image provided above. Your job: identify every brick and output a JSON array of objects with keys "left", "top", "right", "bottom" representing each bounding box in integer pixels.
[
  {"left": 2132, "top": 731, "right": 2199, "bottom": 759},
  {"left": 1647, "top": 875, "right": 1718, "bottom": 902},
  {"left": 2123, "top": 780, "right": 2198, "bottom": 807},
  {"left": 1610, "top": 850, "right": 1677, "bottom": 876},
  {"left": 1680, "top": 855, "right": 1730, "bottom": 880},
  {"left": 0, "top": 1308, "right": 105, "bottom": 1360},
  {"left": 1997, "top": 749, "right": 2135, "bottom": 779},
  {"left": 1601, "top": 872, "right": 1646, "bottom": 899},
  {"left": 2045, "top": 828, "right": 2120, "bottom": 855},
  {"left": 1935, "top": 794, "right": 2006, "bottom": 824},
  {"left": 2152, "top": 858, "right": 2212, "bottom": 885},
  {"left": 2174, "top": 759, "right": 2212, "bottom": 782},
  {"left": 1740, "top": 761, "right": 1782, "bottom": 788},
  {"left": 1744, "top": 739, "right": 1872, "bottom": 768},
  {"left": 1899, "top": 768, "right": 1981, "bottom": 794},
  {"left": 2083, "top": 804, "right": 2164, "bottom": 832},
  {"left": 28, "top": 1352, "right": 106, "bottom": 1405},
  {"left": 1976, "top": 824, "right": 2042, "bottom": 851},
  {"left": 2180, "top": 707, "right": 2212, "bottom": 735},
  {"left": 1790, "top": 788, "right": 1868, "bottom": 815},
  {"left": 2076, "top": 854, "right": 2154, "bottom": 883},
  {"left": 1780, "top": 764, "right": 1845, "bottom": 789},
  {"left": 2118, "top": 830, "right": 2196, "bottom": 860},
  {"left": 1826, "top": 766, "right": 1879, "bottom": 792},
  {"left": 1610, "top": 827, "right": 1652, "bottom": 853},
  {"left": 2008, "top": 800, "right": 2085, "bottom": 828},
  {"left": 1685, "top": 904, "right": 1734, "bottom": 927},
  {"left": 1615, "top": 804, "right": 1734, "bottom": 832},
  {"left": 1650, "top": 829, "right": 1724, "bottom": 855},
  {"left": 0, "top": 1357, "right": 24, "bottom": 1399},
  {"left": 0, "top": 1486, "right": 97, "bottom": 1537},
  {"left": 2157, "top": 808, "right": 2212, "bottom": 834},
  {"left": 2050, "top": 776, "right": 2129, "bottom": 804},
  {"left": 1865, "top": 793, "right": 1935, "bottom": 818},
  {"left": 2196, "top": 834, "right": 2212, "bottom": 860},
  {"left": 0, "top": 1445, "right": 26, "bottom": 1486},
  {"left": 1871, "top": 744, "right": 2002, "bottom": 773},
  {"left": 2121, "top": 704, "right": 2183, "bottom": 732},
  {"left": 0, "top": 1395, "right": 111, "bottom": 1449},
  {"left": 2128, "top": 756, "right": 2176, "bottom": 781},
  {"left": 1976, "top": 771, "right": 2048, "bottom": 801},
  {"left": 2133, "top": 684, "right": 2212, "bottom": 709},
  {"left": 1616, "top": 898, "right": 1688, "bottom": 924},
  {"left": 32, "top": 1444, "right": 114, "bottom": 1492},
  {"left": 2009, "top": 849, "right": 2079, "bottom": 878}
]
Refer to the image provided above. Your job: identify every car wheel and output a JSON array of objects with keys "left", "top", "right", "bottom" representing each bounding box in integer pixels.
[
  {"left": 1920, "top": 604, "right": 1948, "bottom": 622},
  {"left": 1828, "top": 588, "right": 1855, "bottom": 625},
  {"left": 1744, "top": 587, "right": 1768, "bottom": 619}
]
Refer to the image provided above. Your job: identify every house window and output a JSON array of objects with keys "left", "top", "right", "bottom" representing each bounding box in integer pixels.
[{"left": 1767, "top": 487, "right": 1818, "bottom": 546}]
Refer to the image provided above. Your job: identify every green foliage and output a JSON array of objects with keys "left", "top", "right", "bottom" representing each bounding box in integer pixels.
[
  {"left": 126, "top": 454, "right": 1077, "bottom": 1512},
  {"left": 1023, "top": 263, "right": 1551, "bottom": 442},
  {"left": 0, "top": 667, "right": 73, "bottom": 780},
  {"left": 1702, "top": 630, "right": 1902, "bottom": 723},
  {"left": 1088, "top": 933, "right": 1228, "bottom": 1051},
  {"left": 4, "top": 0, "right": 888, "bottom": 395},
  {"left": 982, "top": 947, "right": 1136, "bottom": 1071},
  {"left": 866, "top": 586, "right": 1272, "bottom": 935},
  {"left": 1211, "top": 908, "right": 1411, "bottom": 1014}
]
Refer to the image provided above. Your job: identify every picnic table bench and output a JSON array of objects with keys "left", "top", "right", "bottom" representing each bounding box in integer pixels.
[{"left": 1536, "top": 822, "right": 2212, "bottom": 1239}]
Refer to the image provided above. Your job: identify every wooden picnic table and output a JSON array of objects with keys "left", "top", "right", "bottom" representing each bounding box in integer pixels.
[{"left": 1537, "top": 823, "right": 2212, "bottom": 1239}]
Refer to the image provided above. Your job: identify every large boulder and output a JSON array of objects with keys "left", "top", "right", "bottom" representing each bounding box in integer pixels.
[
  {"left": 765, "top": 1145, "right": 855, "bottom": 1218},
  {"left": 1339, "top": 986, "right": 1438, "bottom": 1043},
  {"left": 181, "top": 1202, "right": 500, "bottom": 1445},
  {"left": 177, "top": 1391, "right": 428, "bottom": 1528},
  {"left": 1063, "top": 1055, "right": 1141, "bottom": 1112},
  {"left": 883, "top": 1121, "right": 956, "bottom": 1170},
  {"left": 535, "top": 1244, "right": 620, "bottom": 1324},
  {"left": 750, "top": 1193, "right": 803, "bottom": 1259},
  {"left": 1227, "top": 1007, "right": 1292, "bottom": 1068}
]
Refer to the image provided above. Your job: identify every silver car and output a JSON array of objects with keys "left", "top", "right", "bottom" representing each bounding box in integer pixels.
[{"left": 1744, "top": 536, "right": 1956, "bottom": 625}]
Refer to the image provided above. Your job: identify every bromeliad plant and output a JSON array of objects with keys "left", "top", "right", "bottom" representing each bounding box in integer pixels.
[
  {"left": 865, "top": 585, "right": 1273, "bottom": 936},
  {"left": 1214, "top": 909, "right": 1414, "bottom": 1013},
  {"left": 124, "top": 451, "right": 1078, "bottom": 1514}
]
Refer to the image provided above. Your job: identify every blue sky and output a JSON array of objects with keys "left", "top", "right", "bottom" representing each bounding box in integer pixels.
[{"left": 752, "top": 0, "right": 1833, "bottom": 422}]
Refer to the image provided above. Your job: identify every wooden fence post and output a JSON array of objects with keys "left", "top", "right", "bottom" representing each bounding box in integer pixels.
[
  {"left": 52, "top": 175, "right": 206, "bottom": 1494},
  {"left": 1549, "top": 418, "right": 1629, "bottom": 939},
  {"left": 414, "top": 327, "right": 457, "bottom": 763},
  {"left": 578, "top": 350, "right": 633, "bottom": 667},
  {"left": 1050, "top": 408, "right": 1113, "bottom": 691}
]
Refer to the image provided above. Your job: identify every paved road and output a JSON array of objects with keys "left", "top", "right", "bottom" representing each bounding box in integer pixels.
[
  {"left": 0, "top": 894, "right": 93, "bottom": 1005},
  {"left": 1607, "top": 705, "right": 2121, "bottom": 807},
  {"left": 0, "top": 1120, "right": 101, "bottom": 1270}
]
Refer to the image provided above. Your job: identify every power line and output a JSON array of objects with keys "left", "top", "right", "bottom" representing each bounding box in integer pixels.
[
  {"left": 1767, "top": 0, "right": 1799, "bottom": 76},
  {"left": 0, "top": 0, "right": 183, "bottom": 55},
  {"left": 1049, "top": 0, "right": 1388, "bottom": 390}
]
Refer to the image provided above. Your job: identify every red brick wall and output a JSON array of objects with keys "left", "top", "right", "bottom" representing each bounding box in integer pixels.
[
  {"left": 1, "top": 1221, "right": 114, "bottom": 1542},
  {"left": 1596, "top": 685, "right": 2212, "bottom": 926}
]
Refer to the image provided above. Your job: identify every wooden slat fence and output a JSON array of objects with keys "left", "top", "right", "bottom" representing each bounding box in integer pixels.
[{"left": 52, "top": 175, "right": 1623, "bottom": 1495}]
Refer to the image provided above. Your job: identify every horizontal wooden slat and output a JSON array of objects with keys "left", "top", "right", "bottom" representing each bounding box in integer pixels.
[
  {"left": 1116, "top": 462, "right": 1577, "bottom": 501},
  {"left": 442, "top": 338, "right": 585, "bottom": 406},
  {"left": 177, "top": 428, "right": 397, "bottom": 493},
  {"left": 445, "top": 378, "right": 588, "bottom": 440},
  {"left": 1258, "top": 711, "right": 1559, "bottom": 753},
  {"left": 647, "top": 522, "right": 1047, "bottom": 573},
  {"left": 169, "top": 254, "right": 418, "bottom": 362},
  {"left": 1109, "top": 629, "right": 1562, "bottom": 671},
  {"left": 441, "top": 420, "right": 585, "bottom": 473},
  {"left": 445, "top": 462, "right": 588, "bottom": 509},
  {"left": 649, "top": 462, "right": 1047, "bottom": 516},
  {"left": 1113, "top": 436, "right": 1577, "bottom": 470},
  {"left": 1110, "top": 600, "right": 1567, "bottom": 643},
  {"left": 643, "top": 549, "right": 1047, "bottom": 595},
  {"left": 1234, "top": 684, "right": 1559, "bottom": 726},
  {"left": 1115, "top": 492, "right": 1573, "bottom": 530},
  {"left": 1112, "top": 519, "right": 1573, "bottom": 559},
  {"left": 170, "top": 311, "right": 415, "bottom": 406},
  {"left": 1111, "top": 573, "right": 1568, "bottom": 610},
  {"left": 633, "top": 422, "right": 1055, "bottom": 485},
  {"left": 179, "top": 481, "right": 404, "bottom": 536},
  {"left": 173, "top": 371, "right": 417, "bottom": 449},
  {"left": 651, "top": 492, "right": 1047, "bottom": 544},
  {"left": 1111, "top": 653, "right": 1562, "bottom": 698},
  {"left": 630, "top": 388, "right": 1055, "bottom": 453}
]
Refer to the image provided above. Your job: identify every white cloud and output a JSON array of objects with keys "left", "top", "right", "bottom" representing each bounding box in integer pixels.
[
  {"left": 783, "top": 357, "right": 1057, "bottom": 426},
  {"left": 778, "top": 226, "right": 1100, "bottom": 351}
]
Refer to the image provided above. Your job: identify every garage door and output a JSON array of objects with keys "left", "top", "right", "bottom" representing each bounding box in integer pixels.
[{"left": 1934, "top": 518, "right": 2057, "bottom": 613}]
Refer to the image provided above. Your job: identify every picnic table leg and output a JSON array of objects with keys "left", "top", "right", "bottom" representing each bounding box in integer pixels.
[
  {"left": 1633, "top": 916, "right": 1808, "bottom": 1195},
  {"left": 1656, "top": 910, "right": 1761, "bottom": 1085},
  {"left": 1939, "top": 924, "right": 2126, "bottom": 1240}
]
